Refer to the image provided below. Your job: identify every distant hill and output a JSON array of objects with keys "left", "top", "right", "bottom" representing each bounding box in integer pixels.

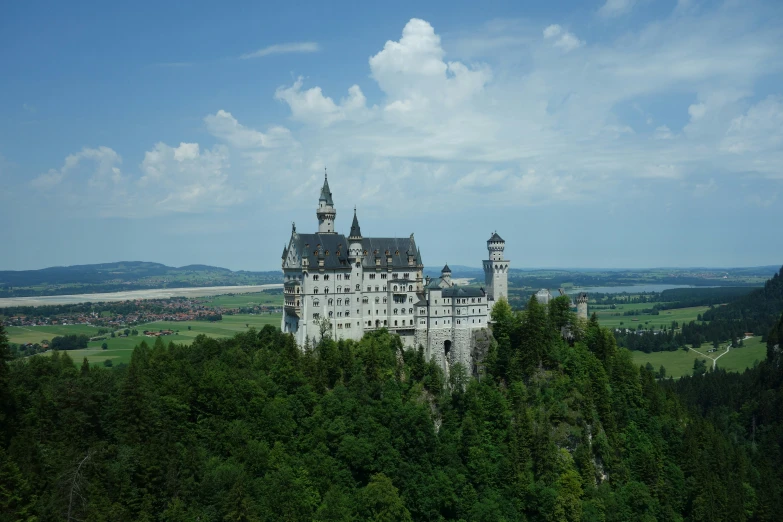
[{"left": 0, "top": 261, "right": 282, "bottom": 298}]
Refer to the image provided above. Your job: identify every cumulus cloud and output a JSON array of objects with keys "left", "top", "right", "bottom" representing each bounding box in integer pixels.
[
  {"left": 31, "top": 147, "right": 122, "bottom": 190},
  {"left": 598, "top": 0, "right": 636, "bottom": 18},
  {"left": 543, "top": 24, "right": 584, "bottom": 51},
  {"left": 31, "top": 9, "right": 783, "bottom": 218},
  {"left": 240, "top": 42, "right": 320, "bottom": 59}
]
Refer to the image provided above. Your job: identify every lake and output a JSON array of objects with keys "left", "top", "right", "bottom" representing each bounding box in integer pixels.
[{"left": 567, "top": 284, "right": 714, "bottom": 294}]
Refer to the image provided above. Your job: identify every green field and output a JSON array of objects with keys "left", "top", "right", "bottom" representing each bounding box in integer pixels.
[
  {"left": 631, "top": 336, "right": 767, "bottom": 379},
  {"left": 6, "top": 324, "right": 101, "bottom": 344},
  {"left": 593, "top": 304, "right": 710, "bottom": 330},
  {"left": 8, "top": 313, "right": 283, "bottom": 366}
]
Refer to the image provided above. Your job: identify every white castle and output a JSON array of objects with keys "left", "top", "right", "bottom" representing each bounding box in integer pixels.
[{"left": 281, "top": 174, "right": 510, "bottom": 372}]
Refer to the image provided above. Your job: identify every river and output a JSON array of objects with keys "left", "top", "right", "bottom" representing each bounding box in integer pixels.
[{"left": 0, "top": 284, "right": 283, "bottom": 307}]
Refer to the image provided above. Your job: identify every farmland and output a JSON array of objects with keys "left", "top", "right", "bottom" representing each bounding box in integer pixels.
[{"left": 6, "top": 312, "right": 283, "bottom": 366}]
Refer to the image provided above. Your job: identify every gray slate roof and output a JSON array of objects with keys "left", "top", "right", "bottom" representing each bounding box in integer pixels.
[
  {"left": 360, "top": 237, "right": 419, "bottom": 269},
  {"left": 489, "top": 231, "right": 504, "bottom": 242},
  {"left": 349, "top": 210, "right": 362, "bottom": 239},
  {"left": 442, "top": 286, "right": 486, "bottom": 298},
  {"left": 289, "top": 233, "right": 421, "bottom": 270},
  {"left": 442, "top": 263, "right": 451, "bottom": 273},
  {"left": 319, "top": 175, "right": 334, "bottom": 206}
]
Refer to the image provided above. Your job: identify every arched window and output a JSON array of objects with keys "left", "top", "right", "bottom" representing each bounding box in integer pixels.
[
  {"left": 328, "top": 311, "right": 333, "bottom": 318},
  {"left": 393, "top": 308, "right": 398, "bottom": 314},
  {"left": 346, "top": 311, "right": 350, "bottom": 317},
  {"left": 328, "top": 299, "right": 333, "bottom": 305},
  {"left": 394, "top": 320, "right": 398, "bottom": 326},
  {"left": 337, "top": 299, "right": 342, "bottom": 305},
  {"left": 313, "top": 287, "right": 319, "bottom": 294},
  {"left": 383, "top": 297, "right": 387, "bottom": 304},
  {"left": 375, "top": 286, "right": 379, "bottom": 292},
  {"left": 313, "top": 300, "right": 320, "bottom": 307},
  {"left": 409, "top": 308, "right": 413, "bottom": 314},
  {"left": 393, "top": 285, "right": 398, "bottom": 291},
  {"left": 375, "top": 297, "right": 380, "bottom": 304},
  {"left": 363, "top": 297, "right": 368, "bottom": 304},
  {"left": 324, "top": 288, "right": 329, "bottom": 294},
  {"left": 313, "top": 275, "right": 319, "bottom": 281},
  {"left": 356, "top": 284, "right": 360, "bottom": 291},
  {"left": 337, "top": 286, "right": 341, "bottom": 293},
  {"left": 408, "top": 285, "right": 413, "bottom": 291}
]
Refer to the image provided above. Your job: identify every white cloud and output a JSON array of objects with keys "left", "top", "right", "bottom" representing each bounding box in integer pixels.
[
  {"left": 542, "top": 24, "right": 584, "bottom": 52},
  {"left": 32, "top": 9, "right": 783, "bottom": 218},
  {"left": 31, "top": 147, "right": 122, "bottom": 190},
  {"left": 598, "top": 0, "right": 636, "bottom": 18},
  {"left": 240, "top": 42, "right": 320, "bottom": 59}
]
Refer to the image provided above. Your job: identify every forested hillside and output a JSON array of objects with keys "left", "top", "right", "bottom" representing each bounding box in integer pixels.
[
  {"left": 0, "top": 299, "right": 779, "bottom": 521},
  {"left": 681, "top": 265, "right": 783, "bottom": 346},
  {"left": 0, "top": 261, "right": 282, "bottom": 298}
]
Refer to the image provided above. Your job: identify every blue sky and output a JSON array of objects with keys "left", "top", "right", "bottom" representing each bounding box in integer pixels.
[{"left": 1, "top": 0, "right": 782, "bottom": 271}]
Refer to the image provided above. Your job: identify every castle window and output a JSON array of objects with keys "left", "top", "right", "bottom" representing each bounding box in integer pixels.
[
  {"left": 314, "top": 287, "right": 319, "bottom": 294},
  {"left": 328, "top": 311, "right": 333, "bottom": 318},
  {"left": 345, "top": 274, "right": 350, "bottom": 280},
  {"left": 367, "top": 286, "right": 371, "bottom": 292},
  {"left": 346, "top": 311, "right": 350, "bottom": 317},
  {"left": 337, "top": 299, "right": 341, "bottom": 305},
  {"left": 356, "top": 284, "right": 360, "bottom": 291},
  {"left": 384, "top": 320, "right": 387, "bottom": 326},
  {"left": 457, "top": 309, "right": 460, "bottom": 315},
  {"left": 363, "top": 297, "right": 368, "bottom": 304},
  {"left": 337, "top": 312, "right": 342, "bottom": 317},
  {"left": 313, "top": 275, "right": 319, "bottom": 281},
  {"left": 324, "top": 275, "right": 329, "bottom": 280},
  {"left": 383, "top": 297, "right": 387, "bottom": 303},
  {"left": 408, "top": 285, "right": 413, "bottom": 291},
  {"left": 404, "top": 273, "right": 409, "bottom": 279},
  {"left": 368, "top": 321, "right": 372, "bottom": 326},
  {"left": 375, "top": 286, "right": 379, "bottom": 292},
  {"left": 375, "top": 297, "right": 380, "bottom": 304},
  {"left": 393, "top": 285, "right": 398, "bottom": 292},
  {"left": 393, "top": 308, "right": 398, "bottom": 314},
  {"left": 478, "top": 298, "right": 481, "bottom": 303},
  {"left": 337, "top": 286, "right": 341, "bottom": 293},
  {"left": 313, "top": 313, "right": 320, "bottom": 319},
  {"left": 313, "top": 300, "right": 320, "bottom": 307},
  {"left": 337, "top": 274, "right": 341, "bottom": 280},
  {"left": 394, "top": 320, "right": 398, "bottom": 326},
  {"left": 324, "top": 288, "right": 329, "bottom": 294},
  {"left": 344, "top": 288, "right": 349, "bottom": 293},
  {"left": 392, "top": 274, "right": 398, "bottom": 279},
  {"left": 328, "top": 299, "right": 333, "bottom": 305},
  {"left": 409, "top": 308, "right": 413, "bottom": 314},
  {"left": 381, "top": 273, "right": 387, "bottom": 279}
]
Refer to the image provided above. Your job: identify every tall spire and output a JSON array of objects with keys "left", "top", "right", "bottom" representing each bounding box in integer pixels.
[
  {"left": 349, "top": 206, "right": 362, "bottom": 239},
  {"left": 319, "top": 168, "right": 334, "bottom": 205}
]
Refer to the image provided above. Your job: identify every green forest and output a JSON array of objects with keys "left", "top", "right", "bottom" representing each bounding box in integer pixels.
[{"left": 1, "top": 295, "right": 782, "bottom": 521}]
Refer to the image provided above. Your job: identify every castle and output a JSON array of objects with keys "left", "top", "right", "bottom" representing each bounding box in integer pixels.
[{"left": 281, "top": 174, "right": 510, "bottom": 372}]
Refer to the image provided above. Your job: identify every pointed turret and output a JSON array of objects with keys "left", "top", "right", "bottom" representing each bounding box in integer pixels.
[
  {"left": 319, "top": 173, "right": 334, "bottom": 206},
  {"left": 349, "top": 207, "right": 362, "bottom": 240},
  {"left": 316, "top": 169, "right": 337, "bottom": 233},
  {"left": 441, "top": 263, "right": 452, "bottom": 286}
]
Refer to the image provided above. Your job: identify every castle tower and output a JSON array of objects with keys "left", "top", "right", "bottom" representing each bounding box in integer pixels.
[
  {"left": 317, "top": 171, "right": 336, "bottom": 233},
  {"left": 483, "top": 231, "right": 509, "bottom": 303},
  {"left": 577, "top": 293, "right": 588, "bottom": 319},
  {"left": 441, "top": 264, "right": 452, "bottom": 286}
]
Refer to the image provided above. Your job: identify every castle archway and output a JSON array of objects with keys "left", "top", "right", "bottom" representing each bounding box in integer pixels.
[{"left": 444, "top": 340, "right": 452, "bottom": 356}]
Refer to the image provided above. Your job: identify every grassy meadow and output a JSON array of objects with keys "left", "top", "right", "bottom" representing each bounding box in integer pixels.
[
  {"left": 631, "top": 336, "right": 767, "bottom": 379},
  {"left": 8, "top": 313, "right": 283, "bottom": 366},
  {"left": 591, "top": 303, "right": 711, "bottom": 330}
]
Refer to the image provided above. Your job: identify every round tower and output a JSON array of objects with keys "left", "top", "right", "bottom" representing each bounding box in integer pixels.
[
  {"left": 577, "top": 293, "right": 588, "bottom": 320},
  {"left": 483, "top": 231, "right": 509, "bottom": 303},
  {"left": 316, "top": 170, "right": 336, "bottom": 233}
]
